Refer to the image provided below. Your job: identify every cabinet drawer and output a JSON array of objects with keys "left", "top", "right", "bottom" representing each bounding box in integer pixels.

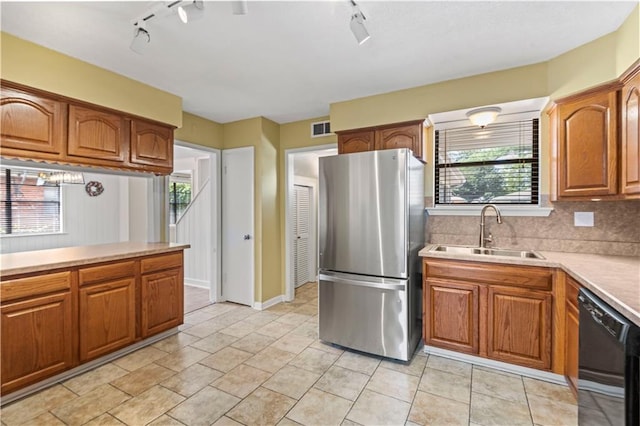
[
  {"left": 141, "top": 252, "right": 182, "bottom": 274},
  {"left": 565, "top": 276, "right": 581, "bottom": 309},
  {"left": 425, "top": 259, "right": 552, "bottom": 291},
  {"left": 1, "top": 271, "right": 71, "bottom": 303},
  {"left": 79, "top": 261, "right": 136, "bottom": 286}
]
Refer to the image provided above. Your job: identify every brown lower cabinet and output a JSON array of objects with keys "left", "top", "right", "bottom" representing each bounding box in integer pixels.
[
  {"left": 1, "top": 291, "right": 74, "bottom": 395},
  {"left": 79, "top": 278, "right": 136, "bottom": 362},
  {"left": 0, "top": 250, "right": 185, "bottom": 396},
  {"left": 423, "top": 258, "right": 553, "bottom": 371}
]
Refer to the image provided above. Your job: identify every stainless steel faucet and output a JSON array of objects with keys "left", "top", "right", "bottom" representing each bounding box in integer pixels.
[{"left": 479, "top": 204, "right": 503, "bottom": 248}]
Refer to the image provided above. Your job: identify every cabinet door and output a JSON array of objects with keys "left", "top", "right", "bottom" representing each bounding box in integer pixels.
[
  {"left": 1, "top": 292, "right": 73, "bottom": 395},
  {"left": 557, "top": 90, "right": 618, "bottom": 198},
  {"left": 0, "top": 86, "right": 66, "bottom": 160},
  {"left": 337, "top": 130, "right": 375, "bottom": 154},
  {"left": 141, "top": 268, "right": 183, "bottom": 337},
  {"left": 68, "top": 105, "right": 126, "bottom": 162},
  {"left": 565, "top": 302, "right": 579, "bottom": 397},
  {"left": 79, "top": 278, "right": 136, "bottom": 362},
  {"left": 487, "top": 286, "right": 552, "bottom": 370},
  {"left": 375, "top": 122, "right": 424, "bottom": 161},
  {"left": 130, "top": 119, "right": 173, "bottom": 171},
  {"left": 621, "top": 70, "right": 640, "bottom": 196},
  {"left": 424, "top": 279, "right": 479, "bottom": 354}
]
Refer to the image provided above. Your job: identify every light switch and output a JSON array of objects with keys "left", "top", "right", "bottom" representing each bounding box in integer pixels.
[{"left": 574, "top": 212, "right": 594, "bottom": 227}]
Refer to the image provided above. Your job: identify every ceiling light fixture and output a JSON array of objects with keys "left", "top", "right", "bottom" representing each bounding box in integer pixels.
[
  {"left": 349, "top": 0, "right": 370, "bottom": 45},
  {"left": 38, "top": 171, "right": 85, "bottom": 185},
  {"left": 130, "top": 20, "right": 150, "bottom": 54},
  {"left": 466, "top": 107, "right": 502, "bottom": 128},
  {"left": 231, "top": 1, "right": 248, "bottom": 15},
  {"left": 178, "top": 0, "right": 204, "bottom": 24}
]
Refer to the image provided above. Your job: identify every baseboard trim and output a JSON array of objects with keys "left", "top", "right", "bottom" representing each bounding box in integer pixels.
[
  {"left": 184, "top": 279, "right": 209, "bottom": 289},
  {"left": 254, "top": 295, "right": 284, "bottom": 311},
  {"left": 1, "top": 328, "right": 179, "bottom": 406},
  {"left": 423, "top": 345, "right": 568, "bottom": 386}
]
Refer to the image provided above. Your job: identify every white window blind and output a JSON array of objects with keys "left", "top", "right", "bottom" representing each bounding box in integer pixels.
[
  {"left": 0, "top": 168, "right": 61, "bottom": 235},
  {"left": 435, "top": 119, "right": 539, "bottom": 205}
]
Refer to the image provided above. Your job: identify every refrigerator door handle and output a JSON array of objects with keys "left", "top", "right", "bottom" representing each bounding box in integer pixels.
[{"left": 319, "top": 273, "right": 405, "bottom": 291}]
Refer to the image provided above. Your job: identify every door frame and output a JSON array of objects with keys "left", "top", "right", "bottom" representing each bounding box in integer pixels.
[
  {"left": 221, "top": 146, "right": 255, "bottom": 307},
  {"left": 174, "top": 140, "right": 222, "bottom": 303},
  {"left": 284, "top": 144, "right": 336, "bottom": 302}
]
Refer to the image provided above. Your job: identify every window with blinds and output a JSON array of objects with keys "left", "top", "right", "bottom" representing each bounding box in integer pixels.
[
  {"left": 435, "top": 119, "right": 539, "bottom": 205},
  {"left": 0, "top": 168, "right": 62, "bottom": 235}
]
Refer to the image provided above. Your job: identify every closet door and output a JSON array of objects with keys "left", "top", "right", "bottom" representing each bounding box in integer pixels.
[{"left": 294, "top": 184, "right": 311, "bottom": 288}]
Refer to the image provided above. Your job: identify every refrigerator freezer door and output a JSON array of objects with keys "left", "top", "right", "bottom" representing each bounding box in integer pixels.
[
  {"left": 319, "top": 271, "right": 411, "bottom": 361},
  {"left": 319, "top": 149, "right": 408, "bottom": 278}
]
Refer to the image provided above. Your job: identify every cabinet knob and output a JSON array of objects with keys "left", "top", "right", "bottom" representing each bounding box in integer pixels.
[{"left": 243, "top": 234, "right": 251, "bottom": 240}]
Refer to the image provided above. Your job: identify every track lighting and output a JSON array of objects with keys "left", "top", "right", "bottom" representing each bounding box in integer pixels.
[
  {"left": 349, "top": 1, "right": 370, "bottom": 45},
  {"left": 231, "top": 1, "right": 248, "bottom": 15},
  {"left": 178, "top": 0, "right": 204, "bottom": 24},
  {"left": 130, "top": 20, "right": 150, "bottom": 54}
]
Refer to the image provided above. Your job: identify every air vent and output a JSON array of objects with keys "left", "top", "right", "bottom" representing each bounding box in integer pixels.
[{"left": 311, "top": 121, "right": 331, "bottom": 137}]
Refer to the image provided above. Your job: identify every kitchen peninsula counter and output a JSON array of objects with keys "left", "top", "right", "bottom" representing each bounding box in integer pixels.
[
  {"left": 419, "top": 245, "right": 640, "bottom": 327},
  {"left": 1, "top": 242, "right": 190, "bottom": 277},
  {"left": 0, "top": 242, "right": 190, "bottom": 399}
]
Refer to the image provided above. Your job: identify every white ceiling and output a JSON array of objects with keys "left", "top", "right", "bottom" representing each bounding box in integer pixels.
[{"left": 1, "top": 1, "right": 636, "bottom": 125}]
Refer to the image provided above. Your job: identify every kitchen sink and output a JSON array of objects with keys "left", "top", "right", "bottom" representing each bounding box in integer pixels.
[{"left": 430, "top": 245, "right": 544, "bottom": 259}]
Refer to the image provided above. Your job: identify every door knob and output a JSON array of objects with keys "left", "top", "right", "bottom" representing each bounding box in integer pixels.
[{"left": 243, "top": 234, "right": 251, "bottom": 240}]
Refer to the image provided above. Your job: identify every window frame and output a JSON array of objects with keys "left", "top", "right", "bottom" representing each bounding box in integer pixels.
[
  {"left": 0, "top": 167, "right": 64, "bottom": 237},
  {"left": 426, "top": 111, "right": 552, "bottom": 217}
]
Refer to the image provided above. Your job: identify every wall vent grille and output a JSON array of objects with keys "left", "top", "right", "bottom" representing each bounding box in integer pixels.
[{"left": 310, "top": 121, "right": 331, "bottom": 137}]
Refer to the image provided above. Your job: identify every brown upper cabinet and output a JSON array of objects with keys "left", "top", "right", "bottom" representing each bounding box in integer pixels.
[
  {"left": 130, "top": 120, "right": 173, "bottom": 171},
  {"left": 549, "top": 62, "right": 640, "bottom": 200},
  {"left": 336, "top": 119, "right": 427, "bottom": 163},
  {"left": 0, "top": 85, "right": 67, "bottom": 161},
  {"left": 68, "top": 104, "right": 127, "bottom": 163},
  {"left": 621, "top": 66, "right": 640, "bottom": 196},
  {"left": 0, "top": 80, "right": 174, "bottom": 175}
]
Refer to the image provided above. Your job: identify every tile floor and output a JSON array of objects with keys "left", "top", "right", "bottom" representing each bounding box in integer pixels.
[
  {"left": 0, "top": 282, "right": 578, "bottom": 426},
  {"left": 184, "top": 285, "right": 211, "bottom": 314}
]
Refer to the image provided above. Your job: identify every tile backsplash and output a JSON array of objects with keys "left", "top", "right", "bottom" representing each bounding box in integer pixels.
[{"left": 427, "top": 200, "right": 640, "bottom": 257}]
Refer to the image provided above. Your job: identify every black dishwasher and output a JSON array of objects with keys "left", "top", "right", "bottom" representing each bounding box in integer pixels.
[{"left": 578, "top": 288, "right": 639, "bottom": 426}]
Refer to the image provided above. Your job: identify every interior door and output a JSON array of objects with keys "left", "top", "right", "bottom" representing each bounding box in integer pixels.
[
  {"left": 294, "top": 184, "right": 311, "bottom": 288},
  {"left": 222, "top": 147, "right": 254, "bottom": 306}
]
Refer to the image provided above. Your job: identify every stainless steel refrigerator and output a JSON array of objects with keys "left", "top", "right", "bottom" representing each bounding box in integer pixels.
[{"left": 318, "top": 148, "right": 424, "bottom": 362}]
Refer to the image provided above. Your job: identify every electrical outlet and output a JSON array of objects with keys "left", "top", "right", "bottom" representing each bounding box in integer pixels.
[{"left": 574, "top": 212, "right": 594, "bottom": 227}]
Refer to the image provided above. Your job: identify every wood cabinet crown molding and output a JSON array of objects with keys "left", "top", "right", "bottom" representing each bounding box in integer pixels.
[{"left": 0, "top": 80, "right": 175, "bottom": 175}]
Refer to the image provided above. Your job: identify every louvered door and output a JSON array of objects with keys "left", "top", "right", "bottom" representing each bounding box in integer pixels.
[{"left": 293, "top": 185, "right": 311, "bottom": 288}]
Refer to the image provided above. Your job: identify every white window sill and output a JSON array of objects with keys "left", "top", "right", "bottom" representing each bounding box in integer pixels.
[
  {"left": 1, "top": 232, "right": 67, "bottom": 238},
  {"left": 425, "top": 205, "right": 553, "bottom": 217}
]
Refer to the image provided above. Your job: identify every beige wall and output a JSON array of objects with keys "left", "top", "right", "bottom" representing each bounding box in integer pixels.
[
  {"left": 260, "top": 118, "right": 281, "bottom": 302},
  {"left": 0, "top": 33, "right": 182, "bottom": 127},
  {"left": 330, "top": 63, "right": 549, "bottom": 132},
  {"left": 175, "top": 112, "right": 224, "bottom": 149},
  {"left": 616, "top": 6, "right": 640, "bottom": 77}
]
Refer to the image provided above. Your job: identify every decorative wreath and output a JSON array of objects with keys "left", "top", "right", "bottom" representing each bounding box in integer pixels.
[{"left": 85, "top": 181, "right": 104, "bottom": 197}]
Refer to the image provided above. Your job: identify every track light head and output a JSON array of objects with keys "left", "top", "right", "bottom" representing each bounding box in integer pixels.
[
  {"left": 177, "top": 0, "right": 204, "bottom": 24},
  {"left": 130, "top": 20, "right": 150, "bottom": 54},
  {"left": 349, "top": 1, "right": 370, "bottom": 45},
  {"left": 350, "top": 11, "right": 370, "bottom": 45}
]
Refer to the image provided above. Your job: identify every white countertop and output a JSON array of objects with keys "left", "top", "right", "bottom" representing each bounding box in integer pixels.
[
  {"left": 1, "top": 242, "right": 190, "bottom": 276},
  {"left": 420, "top": 244, "right": 640, "bottom": 327}
]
